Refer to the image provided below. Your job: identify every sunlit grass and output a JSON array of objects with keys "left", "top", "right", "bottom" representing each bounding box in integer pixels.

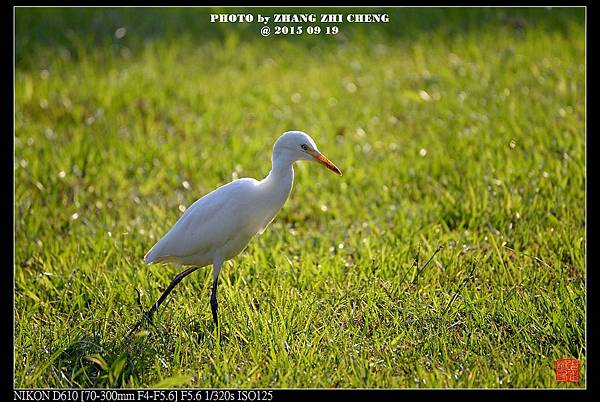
[{"left": 15, "top": 7, "right": 585, "bottom": 388}]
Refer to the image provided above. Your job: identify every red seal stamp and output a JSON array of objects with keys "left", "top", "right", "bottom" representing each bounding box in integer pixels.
[{"left": 555, "top": 358, "right": 580, "bottom": 383}]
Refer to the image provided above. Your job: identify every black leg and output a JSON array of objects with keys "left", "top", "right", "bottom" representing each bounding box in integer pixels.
[
  {"left": 210, "top": 276, "right": 219, "bottom": 328},
  {"left": 127, "top": 266, "right": 199, "bottom": 337}
]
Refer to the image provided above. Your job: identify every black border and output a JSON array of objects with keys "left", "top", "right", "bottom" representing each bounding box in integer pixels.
[{"left": 9, "top": 3, "right": 590, "bottom": 399}]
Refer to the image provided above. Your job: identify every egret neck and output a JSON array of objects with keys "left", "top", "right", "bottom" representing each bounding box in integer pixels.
[{"left": 259, "top": 148, "right": 295, "bottom": 216}]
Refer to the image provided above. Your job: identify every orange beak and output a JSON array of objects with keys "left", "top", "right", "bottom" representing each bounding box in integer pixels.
[{"left": 308, "top": 150, "right": 342, "bottom": 176}]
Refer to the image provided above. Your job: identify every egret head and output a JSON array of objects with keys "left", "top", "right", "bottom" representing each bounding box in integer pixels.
[{"left": 273, "top": 131, "right": 342, "bottom": 175}]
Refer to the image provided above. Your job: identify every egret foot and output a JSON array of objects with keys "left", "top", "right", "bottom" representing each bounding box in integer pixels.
[{"left": 127, "top": 266, "right": 200, "bottom": 338}]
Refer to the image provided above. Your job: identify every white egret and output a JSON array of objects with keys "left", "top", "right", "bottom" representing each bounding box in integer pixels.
[{"left": 129, "top": 131, "right": 341, "bottom": 334}]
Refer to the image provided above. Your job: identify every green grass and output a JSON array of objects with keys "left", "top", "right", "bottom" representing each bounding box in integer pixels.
[{"left": 15, "top": 7, "right": 585, "bottom": 388}]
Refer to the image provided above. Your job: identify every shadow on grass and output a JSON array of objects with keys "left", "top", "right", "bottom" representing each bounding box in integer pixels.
[{"left": 29, "top": 320, "right": 217, "bottom": 388}]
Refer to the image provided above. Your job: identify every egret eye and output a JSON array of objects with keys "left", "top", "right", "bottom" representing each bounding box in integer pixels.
[{"left": 301, "top": 144, "right": 309, "bottom": 151}]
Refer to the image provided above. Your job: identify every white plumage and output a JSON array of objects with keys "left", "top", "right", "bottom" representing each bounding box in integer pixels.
[
  {"left": 143, "top": 178, "right": 271, "bottom": 267},
  {"left": 131, "top": 131, "right": 341, "bottom": 331}
]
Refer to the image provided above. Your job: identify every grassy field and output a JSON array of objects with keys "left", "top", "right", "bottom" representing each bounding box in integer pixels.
[{"left": 14, "top": 7, "right": 586, "bottom": 388}]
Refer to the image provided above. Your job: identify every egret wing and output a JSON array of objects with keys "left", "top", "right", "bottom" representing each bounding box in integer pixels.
[{"left": 144, "top": 178, "right": 259, "bottom": 264}]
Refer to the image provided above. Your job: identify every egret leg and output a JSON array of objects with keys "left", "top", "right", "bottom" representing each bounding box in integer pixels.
[
  {"left": 210, "top": 259, "right": 223, "bottom": 328},
  {"left": 210, "top": 277, "right": 219, "bottom": 327},
  {"left": 127, "top": 265, "right": 199, "bottom": 337}
]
